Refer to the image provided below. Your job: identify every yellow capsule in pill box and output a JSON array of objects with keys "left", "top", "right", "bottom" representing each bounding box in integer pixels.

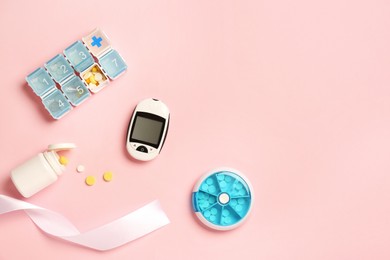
[{"left": 90, "top": 76, "right": 97, "bottom": 84}]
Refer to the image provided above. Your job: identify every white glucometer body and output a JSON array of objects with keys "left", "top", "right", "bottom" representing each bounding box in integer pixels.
[{"left": 126, "top": 98, "right": 170, "bottom": 161}]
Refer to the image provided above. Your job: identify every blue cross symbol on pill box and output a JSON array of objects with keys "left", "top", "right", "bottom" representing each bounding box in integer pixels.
[
  {"left": 91, "top": 36, "right": 103, "bottom": 48},
  {"left": 83, "top": 29, "right": 111, "bottom": 58}
]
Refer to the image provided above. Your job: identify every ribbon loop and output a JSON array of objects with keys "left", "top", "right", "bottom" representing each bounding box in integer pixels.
[{"left": 0, "top": 195, "right": 170, "bottom": 251}]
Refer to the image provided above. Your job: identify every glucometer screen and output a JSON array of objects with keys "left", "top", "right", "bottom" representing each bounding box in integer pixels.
[{"left": 131, "top": 113, "right": 165, "bottom": 147}]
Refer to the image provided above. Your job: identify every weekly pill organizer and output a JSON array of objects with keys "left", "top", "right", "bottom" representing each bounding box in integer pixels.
[{"left": 26, "top": 28, "right": 127, "bottom": 119}]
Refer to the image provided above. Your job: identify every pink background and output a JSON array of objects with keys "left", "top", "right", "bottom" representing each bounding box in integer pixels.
[{"left": 1, "top": 0, "right": 390, "bottom": 259}]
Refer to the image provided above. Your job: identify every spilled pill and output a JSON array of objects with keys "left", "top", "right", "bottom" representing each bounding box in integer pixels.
[
  {"left": 85, "top": 176, "right": 96, "bottom": 186},
  {"left": 76, "top": 165, "right": 85, "bottom": 173},
  {"left": 103, "top": 171, "right": 113, "bottom": 182}
]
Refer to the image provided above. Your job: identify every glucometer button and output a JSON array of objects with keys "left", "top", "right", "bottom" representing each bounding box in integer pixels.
[{"left": 136, "top": 146, "right": 148, "bottom": 153}]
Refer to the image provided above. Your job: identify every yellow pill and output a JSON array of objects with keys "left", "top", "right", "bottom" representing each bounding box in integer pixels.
[
  {"left": 90, "top": 76, "right": 97, "bottom": 84},
  {"left": 85, "top": 78, "right": 91, "bottom": 84},
  {"left": 103, "top": 171, "right": 113, "bottom": 182},
  {"left": 92, "top": 66, "right": 98, "bottom": 72},
  {"left": 59, "top": 156, "right": 69, "bottom": 166},
  {"left": 85, "top": 176, "right": 96, "bottom": 186}
]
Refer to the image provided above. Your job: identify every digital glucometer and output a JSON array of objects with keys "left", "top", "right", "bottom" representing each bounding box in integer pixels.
[
  {"left": 126, "top": 98, "right": 170, "bottom": 161},
  {"left": 192, "top": 168, "right": 254, "bottom": 231}
]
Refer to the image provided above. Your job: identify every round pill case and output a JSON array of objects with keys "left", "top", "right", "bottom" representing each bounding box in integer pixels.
[{"left": 191, "top": 168, "right": 253, "bottom": 231}]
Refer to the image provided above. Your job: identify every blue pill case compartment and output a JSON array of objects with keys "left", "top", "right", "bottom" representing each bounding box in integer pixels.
[
  {"left": 42, "top": 89, "right": 72, "bottom": 119},
  {"left": 26, "top": 68, "right": 56, "bottom": 97},
  {"left": 61, "top": 76, "right": 91, "bottom": 106},
  {"left": 25, "top": 28, "right": 127, "bottom": 120},
  {"left": 45, "top": 54, "right": 75, "bottom": 83},
  {"left": 98, "top": 49, "right": 128, "bottom": 79},
  {"left": 192, "top": 168, "right": 253, "bottom": 231},
  {"left": 64, "top": 41, "right": 94, "bottom": 73}
]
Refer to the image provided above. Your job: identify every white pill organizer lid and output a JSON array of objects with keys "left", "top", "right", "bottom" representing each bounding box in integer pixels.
[{"left": 47, "top": 143, "right": 76, "bottom": 152}]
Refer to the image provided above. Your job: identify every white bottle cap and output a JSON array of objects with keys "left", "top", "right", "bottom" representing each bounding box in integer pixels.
[{"left": 48, "top": 143, "right": 76, "bottom": 151}]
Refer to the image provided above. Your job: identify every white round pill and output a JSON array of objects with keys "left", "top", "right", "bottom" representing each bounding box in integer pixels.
[
  {"left": 94, "top": 72, "right": 103, "bottom": 81},
  {"left": 83, "top": 72, "right": 92, "bottom": 79},
  {"left": 76, "top": 165, "right": 85, "bottom": 173}
]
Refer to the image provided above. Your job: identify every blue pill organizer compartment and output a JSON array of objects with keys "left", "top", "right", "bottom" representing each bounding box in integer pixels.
[
  {"left": 26, "top": 68, "right": 56, "bottom": 97},
  {"left": 98, "top": 50, "right": 127, "bottom": 79},
  {"left": 42, "top": 89, "right": 72, "bottom": 119},
  {"left": 64, "top": 41, "right": 94, "bottom": 73},
  {"left": 45, "top": 54, "right": 75, "bottom": 83},
  {"left": 25, "top": 28, "right": 127, "bottom": 119},
  {"left": 61, "top": 76, "right": 90, "bottom": 106},
  {"left": 192, "top": 168, "right": 253, "bottom": 231}
]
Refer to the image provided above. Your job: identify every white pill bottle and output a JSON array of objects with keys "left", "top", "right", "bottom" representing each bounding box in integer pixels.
[{"left": 11, "top": 143, "right": 76, "bottom": 198}]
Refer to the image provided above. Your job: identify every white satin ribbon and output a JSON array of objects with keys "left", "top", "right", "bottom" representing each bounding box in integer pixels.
[{"left": 0, "top": 195, "right": 170, "bottom": 251}]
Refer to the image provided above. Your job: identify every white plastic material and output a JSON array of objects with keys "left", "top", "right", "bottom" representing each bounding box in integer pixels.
[
  {"left": 10, "top": 144, "right": 75, "bottom": 198},
  {"left": 48, "top": 143, "right": 76, "bottom": 151},
  {"left": 126, "top": 98, "right": 170, "bottom": 161}
]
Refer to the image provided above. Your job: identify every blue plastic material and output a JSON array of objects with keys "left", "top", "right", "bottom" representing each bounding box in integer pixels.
[
  {"left": 64, "top": 41, "right": 94, "bottom": 73},
  {"left": 61, "top": 76, "right": 90, "bottom": 106},
  {"left": 99, "top": 49, "right": 127, "bottom": 79},
  {"left": 25, "top": 29, "right": 128, "bottom": 120},
  {"left": 45, "top": 54, "right": 74, "bottom": 83},
  {"left": 192, "top": 169, "right": 252, "bottom": 229},
  {"left": 26, "top": 68, "right": 56, "bottom": 97},
  {"left": 42, "top": 89, "right": 72, "bottom": 119}
]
